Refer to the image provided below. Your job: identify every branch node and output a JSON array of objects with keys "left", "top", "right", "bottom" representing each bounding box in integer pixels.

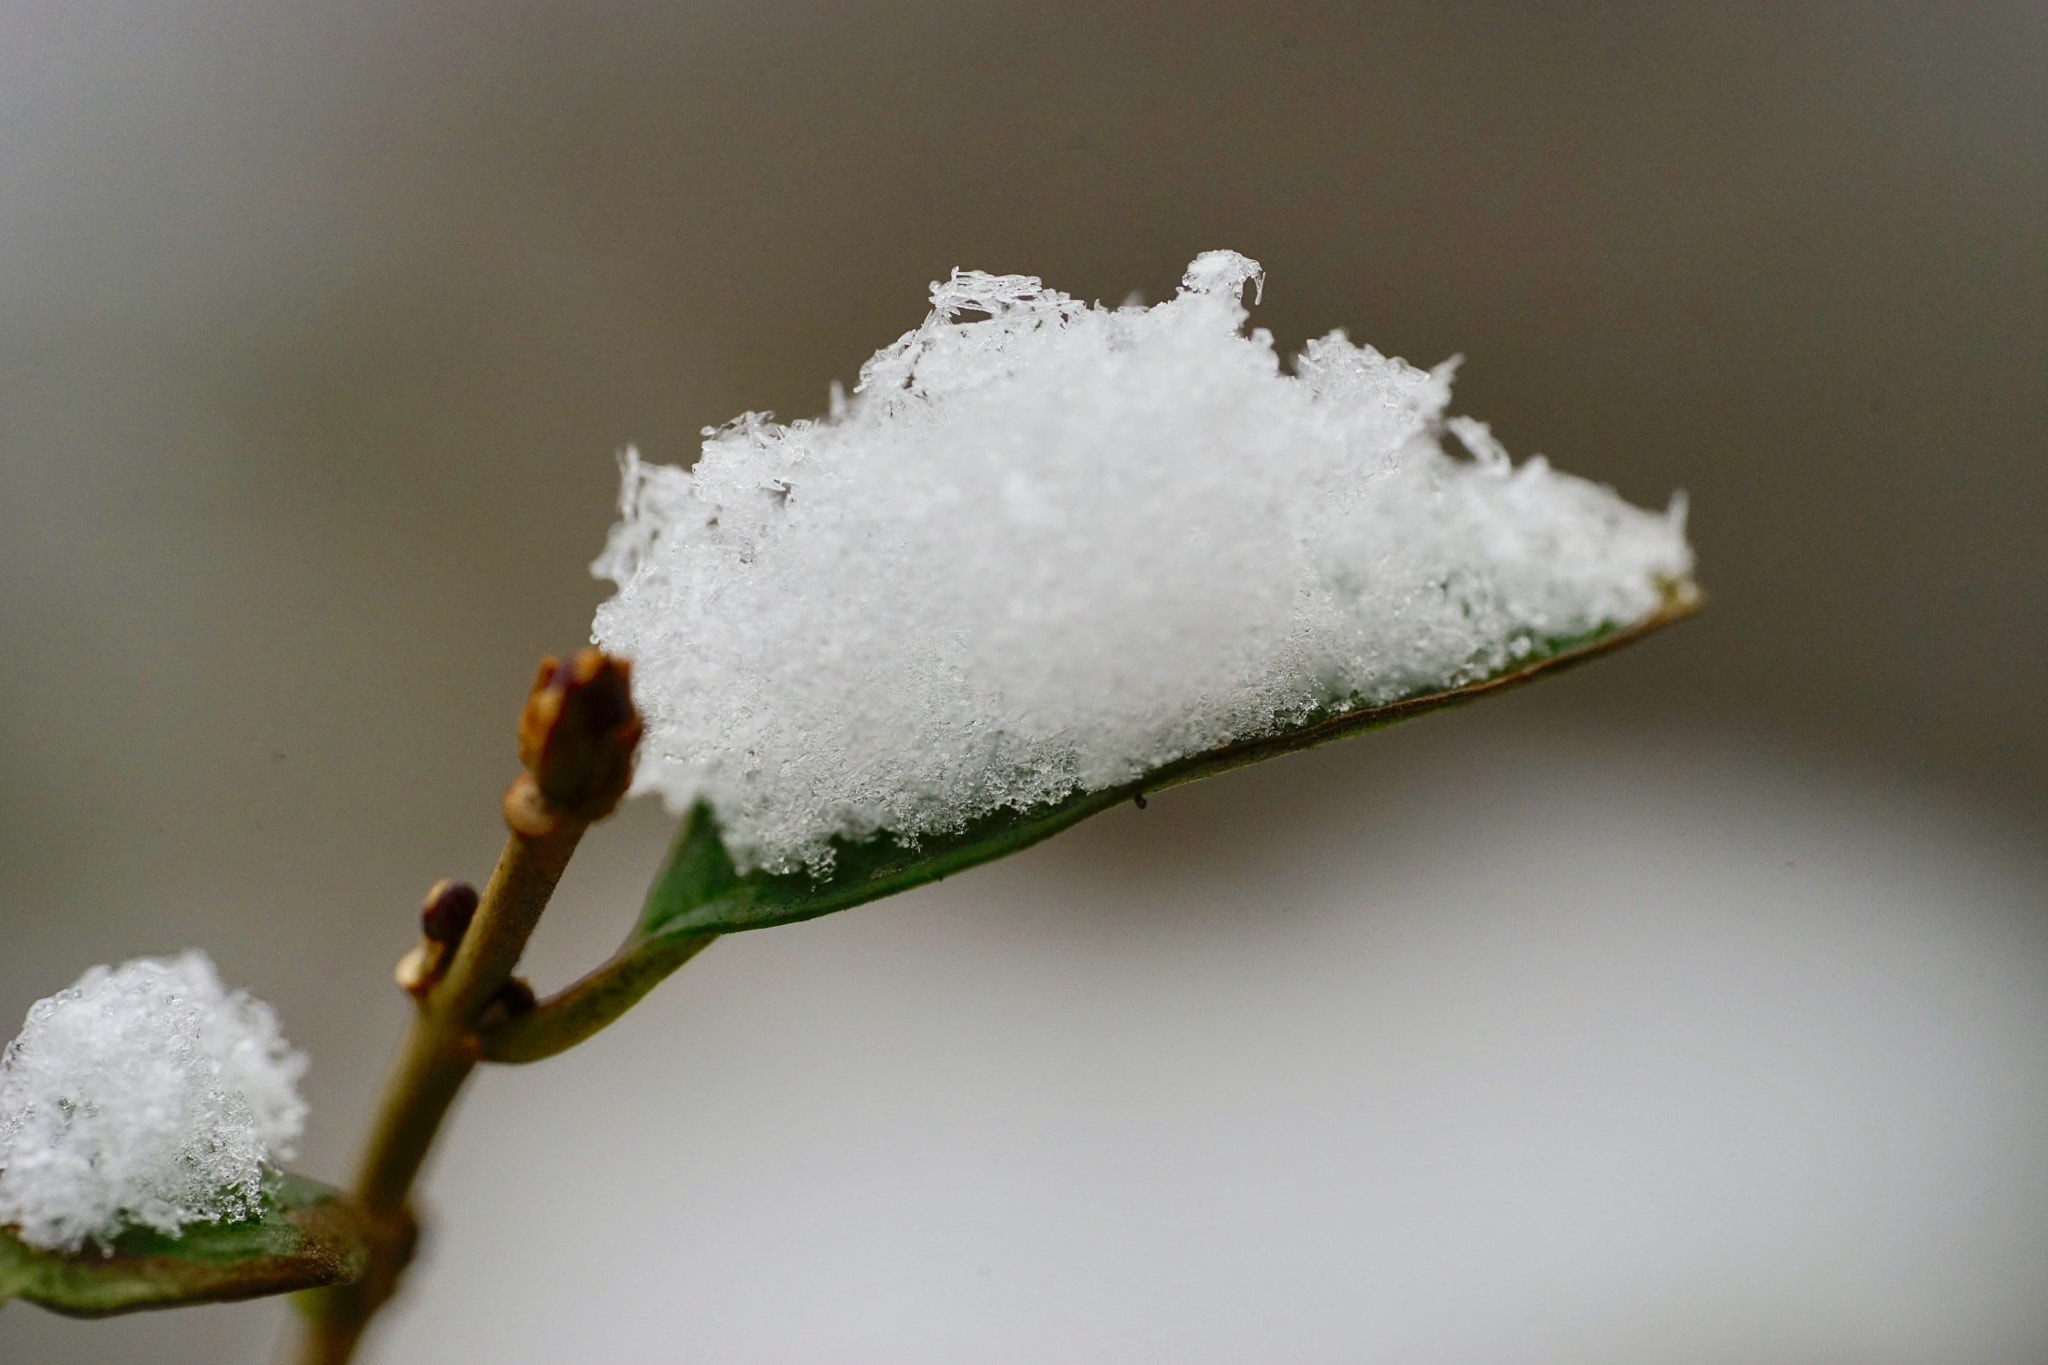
[{"left": 501, "top": 773, "right": 562, "bottom": 838}]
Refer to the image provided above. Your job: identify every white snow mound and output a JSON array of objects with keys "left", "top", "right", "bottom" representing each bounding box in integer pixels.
[
  {"left": 594, "top": 251, "right": 1692, "bottom": 874},
  {"left": 0, "top": 951, "right": 308, "bottom": 1252}
]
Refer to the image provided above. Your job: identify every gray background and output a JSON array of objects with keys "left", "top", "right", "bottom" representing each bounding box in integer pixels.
[{"left": 2, "top": 2, "right": 2044, "bottom": 1362}]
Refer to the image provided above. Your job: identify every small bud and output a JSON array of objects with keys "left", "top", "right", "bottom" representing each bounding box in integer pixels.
[
  {"left": 475, "top": 975, "right": 537, "bottom": 1032},
  {"left": 495, "top": 977, "right": 537, "bottom": 1015},
  {"left": 394, "top": 942, "right": 441, "bottom": 998},
  {"left": 515, "top": 648, "right": 642, "bottom": 824},
  {"left": 420, "top": 879, "right": 479, "bottom": 945}
]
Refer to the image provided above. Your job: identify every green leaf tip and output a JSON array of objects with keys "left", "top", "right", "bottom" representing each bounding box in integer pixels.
[
  {"left": 639, "top": 589, "right": 1699, "bottom": 940},
  {"left": 0, "top": 1173, "right": 369, "bottom": 1318}
]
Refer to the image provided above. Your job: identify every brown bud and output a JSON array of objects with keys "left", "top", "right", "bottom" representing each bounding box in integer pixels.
[
  {"left": 515, "top": 647, "right": 642, "bottom": 823},
  {"left": 475, "top": 975, "right": 538, "bottom": 1032},
  {"left": 420, "top": 879, "right": 479, "bottom": 945}
]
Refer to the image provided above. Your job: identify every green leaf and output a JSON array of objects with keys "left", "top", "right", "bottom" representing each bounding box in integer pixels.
[
  {"left": 479, "top": 592, "right": 1697, "bottom": 1065},
  {"left": 0, "top": 1173, "right": 369, "bottom": 1318},
  {"left": 639, "top": 595, "right": 1696, "bottom": 940}
]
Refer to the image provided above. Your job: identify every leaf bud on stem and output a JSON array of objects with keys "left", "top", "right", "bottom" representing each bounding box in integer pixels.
[
  {"left": 420, "top": 879, "right": 480, "bottom": 944},
  {"left": 393, "top": 880, "right": 481, "bottom": 998},
  {"left": 509, "top": 647, "right": 642, "bottom": 828}
]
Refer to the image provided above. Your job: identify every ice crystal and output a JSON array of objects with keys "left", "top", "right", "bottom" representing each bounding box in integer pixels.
[
  {"left": 0, "top": 951, "right": 307, "bottom": 1252},
  {"left": 594, "top": 252, "right": 1692, "bottom": 873}
]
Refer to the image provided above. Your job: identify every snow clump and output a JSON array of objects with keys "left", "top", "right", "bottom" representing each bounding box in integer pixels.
[
  {"left": 594, "top": 251, "right": 1693, "bottom": 875},
  {"left": 0, "top": 951, "right": 308, "bottom": 1252}
]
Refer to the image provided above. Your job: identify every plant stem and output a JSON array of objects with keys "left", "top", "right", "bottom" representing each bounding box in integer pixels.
[
  {"left": 478, "top": 930, "right": 717, "bottom": 1064},
  {"left": 287, "top": 804, "right": 589, "bottom": 1365}
]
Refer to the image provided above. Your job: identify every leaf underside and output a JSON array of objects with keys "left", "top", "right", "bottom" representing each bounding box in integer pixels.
[
  {"left": 0, "top": 1173, "right": 368, "bottom": 1318},
  {"left": 634, "top": 589, "right": 1698, "bottom": 944}
]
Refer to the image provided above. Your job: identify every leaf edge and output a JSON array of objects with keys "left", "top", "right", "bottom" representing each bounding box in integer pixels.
[
  {"left": 0, "top": 1173, "right": 369, "bottom": 1319},
  {"left": 644, "top": 583, "right": 1702, "bottom": 938}
]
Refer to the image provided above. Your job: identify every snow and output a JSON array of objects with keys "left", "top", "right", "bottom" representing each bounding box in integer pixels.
[
  {"left": 594, "top": 251, "right": 1693, "bottom": 875},
  {"left": 0, "top": 951, "right": 308, "bottom": 1253}
]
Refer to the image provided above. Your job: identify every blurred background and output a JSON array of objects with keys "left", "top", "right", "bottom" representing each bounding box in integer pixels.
[{"left": 3, "top": 2, "right": 2044, "bottom": 1361}]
